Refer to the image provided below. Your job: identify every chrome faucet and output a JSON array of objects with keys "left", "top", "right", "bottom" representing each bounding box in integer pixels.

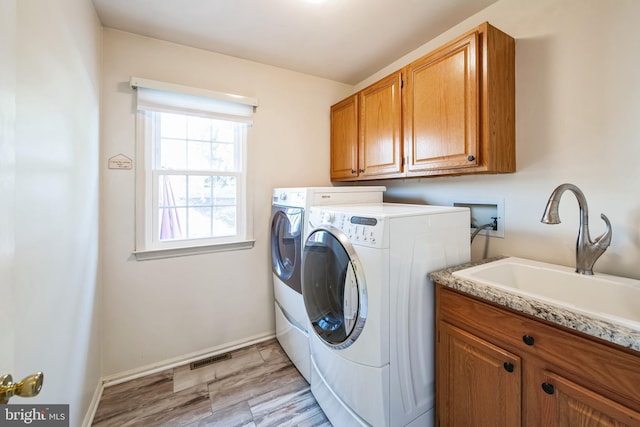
[{"left": 541, "top": 183, "right": 612, "bottom": 275}]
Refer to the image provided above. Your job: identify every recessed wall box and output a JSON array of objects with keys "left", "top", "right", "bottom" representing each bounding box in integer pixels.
[{"left": 453, "top": 198, "right": 504, "bottom": 238}]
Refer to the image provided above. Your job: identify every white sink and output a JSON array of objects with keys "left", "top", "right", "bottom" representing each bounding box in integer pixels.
[{"left": 452, "top": 257, "right": 640, "bottom": 329}]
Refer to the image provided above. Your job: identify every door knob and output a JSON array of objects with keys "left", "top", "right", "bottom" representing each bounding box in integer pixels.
[{"left": 0, "top": 372, "right": 44, "bottom": 404}]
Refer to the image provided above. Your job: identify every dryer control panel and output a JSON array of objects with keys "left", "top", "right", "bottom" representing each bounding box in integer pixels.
[
  {"left": 309, "top": 208, "right": 385, "bottom": 248},
  {"left": 272, "top": 189, "right": 307, "bottom": 208}
]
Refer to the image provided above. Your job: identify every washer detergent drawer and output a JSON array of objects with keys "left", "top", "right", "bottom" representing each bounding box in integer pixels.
[{"left": 275, "top": 302, "right": 310, "bottom": 382}]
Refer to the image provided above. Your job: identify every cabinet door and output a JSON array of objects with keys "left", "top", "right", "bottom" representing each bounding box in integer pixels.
[
  {"left": 358, "top": 71, "right": 403, "bottom": 178},
  {"left": 330, "top": 94, "right": 359, "bottom": 180},
  {"left": 533, "top": 370, "right": 640, "bottom": 427},
  {"left": 404, "top": 31, "right": 479, "bottom": 174},
  {"left": 438, "top": 321, "right": 521, "bottom": 427}
]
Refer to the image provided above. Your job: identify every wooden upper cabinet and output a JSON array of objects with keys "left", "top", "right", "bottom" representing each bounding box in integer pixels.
[
  {"left": 330, "top": 94, "right": 359, "bottom": 180},
  {"left": 404, "top": 31, "right": 479, "bottom": 173},
  {"left": 330, "top": 72, "right": 403, "bottom": 181},
  {"left": 329, "top": 22, "right": 515, "bottom": 181},
  {"left": 358, "top": 71, "right": 403, "bottom": 179},
  {"left": 405, "top": 22, "right": 515, "bottom": 176}
]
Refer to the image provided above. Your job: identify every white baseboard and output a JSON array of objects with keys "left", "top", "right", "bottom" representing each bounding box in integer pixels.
[
  {"left": 81, "top": 381, "right": 104, "bottom": 427},
  {"left": 101, "top": 332, "right": 276, "bottom": 388}
]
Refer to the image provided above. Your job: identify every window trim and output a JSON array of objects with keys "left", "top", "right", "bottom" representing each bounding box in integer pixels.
[
  {"left": 133, "top": 239, "right": 255, "bottom": 261},
  {"left": 131, "top": 79, "right": 256, "bottom": 260}
]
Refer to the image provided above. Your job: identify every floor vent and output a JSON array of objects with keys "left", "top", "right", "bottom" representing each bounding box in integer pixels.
[{"left": 189, "top": 353, "right": 231, "bottom": 370}]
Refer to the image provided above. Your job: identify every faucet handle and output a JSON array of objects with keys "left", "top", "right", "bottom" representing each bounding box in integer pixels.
[{"left": 594, "top": 213, "right": 612, "bottom": 248}]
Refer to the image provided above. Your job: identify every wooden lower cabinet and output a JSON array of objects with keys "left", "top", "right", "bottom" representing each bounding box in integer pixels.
[
  {"left": 436, "top": 285, "right": 640, "bottom": 427},
  {"left": 438, "top": 321, "right": 521, "bottom": 427},
  {"left": 531, "top": 369, "right": 640, "bottom": 427}
]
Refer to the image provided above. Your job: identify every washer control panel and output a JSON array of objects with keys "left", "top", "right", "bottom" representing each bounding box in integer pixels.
[{"left": 309, "top": 207, "right": 385, "bottom": 248}]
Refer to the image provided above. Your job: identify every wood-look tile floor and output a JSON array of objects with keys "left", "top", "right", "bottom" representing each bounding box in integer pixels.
[{"left": 92, "top": 339, "right": 331, "bottom": 427}]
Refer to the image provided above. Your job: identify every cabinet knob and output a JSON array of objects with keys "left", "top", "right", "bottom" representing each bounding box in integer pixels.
[
  {"left": 359, "top": 168, "right": 365, "bottom": 173},
  {"left": 541, "top": 382, "right": 555, "bottom": 395},
  {"left": 467, "top": 155, "right": 475, "bottom": 162},
  {"left": 503, "top": 362, "right": 514, "bottom": 373},
  {"left": 522, "top": 335, "right": 535, "bottom": 346},
  {"left": 351, "top": 169, "right": 356, "bottom": 174}
]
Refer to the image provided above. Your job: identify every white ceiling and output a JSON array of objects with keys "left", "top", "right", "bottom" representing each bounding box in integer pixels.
[{"left": 92, "top": 0, "right": 497, "bottom": 84}]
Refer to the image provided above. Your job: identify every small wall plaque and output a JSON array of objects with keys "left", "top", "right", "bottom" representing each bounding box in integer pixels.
[{"left": 108, "top": 154, "right": 133, "bottom": 170}]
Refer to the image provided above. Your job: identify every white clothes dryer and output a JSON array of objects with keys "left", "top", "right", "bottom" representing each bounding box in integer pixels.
[
  {"left": 270, "top": 187, "right": 385, "bottom": 382},
  {"left": 302, "top": 203, "right": 470, "bottom": 426}
]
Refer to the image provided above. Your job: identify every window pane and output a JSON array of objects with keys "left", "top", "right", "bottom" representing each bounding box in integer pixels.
[
  {"left": 213, "top": 206, "right": 236, "bottom": 237},
  {"left": 212, "top": 143, "right": 236, "bottom": 171},
  {"left": 158, "top": 207, "right": 186, "bottom": 241},
  {"left": 187, "top": 207, "right": 212, "bottom": 239},
  {"left": 158, "top": 175, "right": 187, "bottom": 207},
  {"left": 212, "top": 176, "right": 236, "bottom": 205},
  {"left": 160, "top": 138, "right": 187, "bottom": 170},
  {"left": 155, "top": 174, "right": 239, "bottom": 241},
  {"left": 188, "top": 176, "right": 212, "bottom": 206},
  {"left": 187, "top": 140, "right": 212, "bottom": 171},
  {"left": 156, "top": 113, "right": 242, "bottom": 173},
  {"left": 213, "top": 120, "right": 236, "bottom": 143},
  {"left": 160, "top": 113, "right": 187, "bottom": 139},
  {"left": 187, "top": 116, "right": 211, "bottom": 141}
]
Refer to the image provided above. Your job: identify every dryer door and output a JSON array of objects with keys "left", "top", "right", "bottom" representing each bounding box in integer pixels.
[
  {"left": 302, "top": 226, "right": 367, "bottom": 349},
  {"left": 271, "top": 206, "right": 303, "bottom": 294}
]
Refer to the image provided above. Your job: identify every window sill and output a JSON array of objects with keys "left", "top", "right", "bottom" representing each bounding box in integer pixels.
[{"left": 133, "top": 239, "right": 255, "bottom": 261}]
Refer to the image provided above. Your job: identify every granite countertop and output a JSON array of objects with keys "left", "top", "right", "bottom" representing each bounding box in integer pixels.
[{"left": 429, "top": 256, "right": 640, "bottom": 352}]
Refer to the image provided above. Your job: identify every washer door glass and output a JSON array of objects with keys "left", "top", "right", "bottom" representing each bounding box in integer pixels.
[
  {"left": 302, "top": 227, "right": 366, "bottom": 349},
  {"left": 271, "top": 207, "right": 303, "bottom": 293}
]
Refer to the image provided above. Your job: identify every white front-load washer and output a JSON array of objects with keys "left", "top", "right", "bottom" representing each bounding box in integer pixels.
[
  {"left": 270, "top": 187, "right": 385, "bottom": 382},
  {"left": 302, "top": 203, "right": 470, "bottom": 426}
]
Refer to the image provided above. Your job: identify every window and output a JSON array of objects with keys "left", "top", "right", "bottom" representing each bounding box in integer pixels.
[{"left": 131, "top": 77, "right": 257, "bottom": 260}]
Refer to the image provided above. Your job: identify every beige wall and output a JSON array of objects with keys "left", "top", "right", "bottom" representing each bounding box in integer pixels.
[
  {"left": 100, "top": 0, "right": 640, "bottom": 383},
  {"left": 358, "top": 0, "right": 640, "bottom": 279},
  {"left": 100, "top": 29, "right": 353, "bottom": 376},
  {"left": 6, "top": 0, "right": 102, "bottom": 425}
]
